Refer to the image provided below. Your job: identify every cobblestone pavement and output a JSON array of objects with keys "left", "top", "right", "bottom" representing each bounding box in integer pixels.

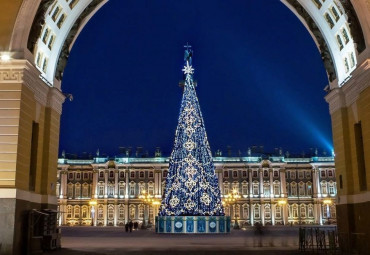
[{"left": 44, "top": 225, "right": 305, "bottom": 255}]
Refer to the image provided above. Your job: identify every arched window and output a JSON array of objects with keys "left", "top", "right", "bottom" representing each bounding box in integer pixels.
[
  {"left": 82, "top": 183, "right": 89, "bottom": 197},
  {"left": 232, "top": 181, "right": 239, "bottom": 193},
  {"left": 67, "top": 183, "right": 73, "bottom": 198},
  {"left": 223, "top": 182, "right": 229, "bottom": 195},
  {"left": 74, "top": 205, "right": 80, "bottom": 219},
  {"left": 263, "top": 182, "right": 270, "bottom": 197},
  {"left": 307, "top": 182, "right": 313, "bottom": 196},
  {"left": 291, "top": 182, "right": 297, "bottom": 196},
  {"left": 138, "top": 204, "right": 144, "bottom": 219},
  {"left": 292, "top": 204, "right": 298, "bottom": 218},
  {"left": 264, "top": 204, "right": 271, "bottom": 218},
  {"left": 108, "top": 205, "right": 114, "bottom": 220},
  {"left": 328, "top": 181, "right": 336, "bottom": 195},
  {"left": 273, "top": 181, "right": 280, "bottom": 196},
  {"left": 138, "top": 182, "right": 145, "bottom": 195},
  {"left": 108, "top": 182, "right": 114, "bottom": 197},
  {"left": 66, "top": 205, "right": 72, "bottom": 218},
  {"left": 321, "top": 181, "right": 328, "bottom": 195},
  {"left": 254, "top": 204, "right": 260, "bottom": 219},
  {"left": 129, "top": 205, "right": 136, "bottom": 219},
  {"left": 308, "top": 204, "right": 314, "bottom": 218},
  {"left": 119, "top": 205, "right": 125, "bottom": 219},
  {"left": 119, "top": 182, "right": 125, "bottom": 197},
  {"left": 234, "top": 204, "right": 240, "bottom": 217},
  {"left": 130, "top": 182, "right": 136, "bottom": 196},
  {"left": 275, "top": 205, "right": 282, "bottom": 218},
  {"left": 82, "top": 206, "right": 88, "bottom": 218},
  {"left": 148, "top": 182, "right": 154, "bottom": 195},
  {"left": 98, "top": 205, "right": 104, "bottom": 219},
  {"left": 242, "top": 181, "right": 248, "bottom": 195},
  {"left": 300, "top": 204, "right": 306, "bottom": 218},
  {"left": 242, "top": 204, "right": 249, "bottom": 219},
  {"left": 253, "top": 181, "right": 259, "bottom": 196},
  {"left": 98, "top": 182, "right": 104, "bottom": 197}
]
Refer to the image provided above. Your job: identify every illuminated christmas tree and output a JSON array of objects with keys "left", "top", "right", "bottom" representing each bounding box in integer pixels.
[{"left": 159, "top": 45, "right": 224, "bottom": 216}]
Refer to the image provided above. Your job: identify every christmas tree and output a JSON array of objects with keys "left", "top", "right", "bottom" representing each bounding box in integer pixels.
[{"left": 159, "top": 45, "right": 224, "bottom": 216}]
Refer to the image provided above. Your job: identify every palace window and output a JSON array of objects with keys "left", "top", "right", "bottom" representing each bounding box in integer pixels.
[
  {"left": 148, "top": 183, "right": 154, "bottom": 195},
  {"left": 130, "top": 184, "right": 135, "bottom": 196},
  {"left": 291, "top": 182, "right": 297, "bottom": 196},
  {"left": 51, "top": 6, "right": 61, "bottom": 22},
  {"left": 119, "top": 183, "right": 125, "bottom": 196},
  {"left": 232, "top": 182, "right": 239, "bottom": 193},
  {"left": 163, "top": 170, "right": 168, "bottom": 178},
  {"left": 265, "top": 205, "right": 271, "bottom": 218},
  {"left": 290, "top": 171, "right": 296, "bottom": 179},
  {"left": 138, "top": 205, "right": 144, "bottom": 219},
  {"left": 68, "top": 172, "right": 73, "bottom": 180},
  {"left": 56, "top": 13, "right": 66, "bottom": 28},
  {"left": 66, "top": 205, "right": 72, "bottom": 218},
  {"left": 109, "top": 171, "right": 114, "bottom": 178},
  {"left": 139, "top": 183, "right": 145, "bottom": 195},
  {"left": 242, "top": 171, "right": 247, "bottom": 178},
  {"left": 307, "top": 182, "right": 313, "bottom": 196},
  {"left": 74, "top": 206, "right": 80, "bottom": 219},
  {"left": 233, "top": 171, "right": 238, "bottom": 178},
  {"left": 82, "top": 183, "right": 88, "bottom": 197},
  {"left": 82, "top": 206, "right": 88, "bottom": 218},
  {"left": 328, "top": 182, "right": 335, "bottom": 195},
  {"left": 149, "top": 206, "right": 154, "bottom": 221},
  {"left": 253, "top": 183, "right": 259, "bottom": 195},
  {"left": 99, "top": 184, "right": 104, "bottom": 196},
  {"left": 254, "top": 205, "right": 260, "bottom": 219},
  {"left": 298, "top": 171, "right": 304, "bottom": 179},
  {"left": 129, "top": 205, "right": 135, "bottom": 219},
  {"left": 139, "top": 171, "right": 145, "bottom": 178},
  {"left": 306, "top": 171, "right": 311, "bottom": 179},
  {"left": 312, "top": 0, "right": 322, "bottom": 9},
  {"left": 98, "top": 205, "right": 104, "bottom": 219},
  {"left": 119, "top": 205, "right": 125, "bottom": 219},
  {"left": 330, "top": 205, "right": 336, "bottom": 218},
  {"left": 300, "top": 205, "right": 306, "bottom": 218},
  {"left": 42, "top": 27, "right": 50, "bottom": 44},
  {"left": 76, "top": 172, "right": 81, "bottom": 180},
  {"left": 242, "top": 182, "right": 248, "bottom": 195},
  {"left": 223, "top": 182, "right": 229, "bottom": 195},
  {"left": 130, "top": 171, "right": 135, "bottom": 178},
  {"left": 224, "top": 171, "right": 229, "bottom": 178},
  {"left": 273, "top": 170, "right": 279, "bottom": 177},
  {"left": 275, "top": 205, "right": 281, "bottom": 218},
  {"left": 337, "top": 34, "right": 344, "bottom": 50},
  {"left": 292, "top": 205, "right": 298, "bottom": 218},
  {"left": 324, "top": 13, "right": 335, "bottom": 29},
  {"left": 108, "top": 183, "right": 114, "bottom": 197},
  {"left": 350, "top": 52, "right": 356, "bottom": 68},
  {"left": 344, "top": 57, "right": 350, "bottom": 73},
  {"left": 308, "top": 205, "right": 314, "bottom": 218},
  {"left": 149, "top": 171, "right": 154, "bottom": 178},
  {"left": 83, "top": 172, "right": 88, "bottom": 180},
  {"left": 263, "top": 170, "right": 268, "bottom": 177},
  {"left": 99, "top": 171, "right": 104, "bottom": 178},
  {"left": 242, "top": 204, "right": 249, "bottom": 219},
  {"left": 330, "top": 6, "right": 340, "bottom": 22},
  {"left": 69, "top": 0, "right": 79, "bottom": 9},
  {"left": 321, "top": 170, "right": 326, "bottom": 178},
  {"left": 108, "top": 206, "right": 114, "bottom": 220},
  {"left": 321, "top": 181, "right": 328, "bottom": 194},
  {"left": 119, "top": 171, "right": 124, "bottom": 178},
  {"left": 328, "top": 170, "right": 333, "bottom": 177},
  {"left": 263, "top": 183, "right": 270, "bottom": 197},
  {"left": 253, "top": 171, "right": 258, "bottom": 178}
]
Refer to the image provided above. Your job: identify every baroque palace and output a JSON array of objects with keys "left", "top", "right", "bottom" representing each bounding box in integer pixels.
[{"left": 57, "top": 153, "right": 337, "bottom": 227}]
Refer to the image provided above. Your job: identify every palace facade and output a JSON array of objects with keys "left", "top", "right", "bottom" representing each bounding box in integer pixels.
[{"left": 57, "top": 155, "right": 336, "bottom": 227}]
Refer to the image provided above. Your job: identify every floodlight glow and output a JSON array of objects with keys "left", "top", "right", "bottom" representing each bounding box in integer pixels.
[{"left": 0, "top": 53, "right": 11, "bottom": 62}]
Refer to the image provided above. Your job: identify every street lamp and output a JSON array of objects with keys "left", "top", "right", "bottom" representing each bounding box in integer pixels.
[
  {"left": 89, "top": 200, "right": 97, "bottom": 226},
  {"left": 139, "top": 190, "right": 160, "bottom": 228},
  {"left": 222, "top": 189, "right": 241, "bottom": 229},
  {"left": 323, "top": 199, "right": 332, "bottom": 224}
]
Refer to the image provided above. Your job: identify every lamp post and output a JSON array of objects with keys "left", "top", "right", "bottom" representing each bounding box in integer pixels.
[
  {"left": 139, "top": 190, "right": 160, "bottom": 228},
  {"left": 222, "top": 188, "right": 241, "bottom": 229},
  {"left": 323, "top": 199, "right": 332, "bottom": 224},
  {"left": 278, "top": 199, "right": 287, "bottom": 225},
  {"left": 89, "top": 200, "right": 97, "bottom": 226}
]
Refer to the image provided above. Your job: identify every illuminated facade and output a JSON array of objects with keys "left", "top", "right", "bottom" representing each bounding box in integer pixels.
[{"left": 57, "top": 155, "right": 336, "bottom": 227}]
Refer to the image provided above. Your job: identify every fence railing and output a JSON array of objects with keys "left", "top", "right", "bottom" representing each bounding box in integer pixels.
[{"left": 299, "top": 226, "right": 338, "bottom": 254}]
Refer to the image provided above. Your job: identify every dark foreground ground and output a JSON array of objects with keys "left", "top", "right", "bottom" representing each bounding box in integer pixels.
[{"left": 43, "top": 225, "right": 323, "bottom": 255}]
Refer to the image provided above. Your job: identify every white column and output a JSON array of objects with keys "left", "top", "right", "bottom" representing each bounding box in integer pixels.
[
  {"left": 272, "top": 203, "right": 275, "bottom": 225},
  {"left": 114, "top": 204, "right": 118, "bottom": 226},
  {"left": 259, "top": 169, "right": 263, "bottom": 196},
  {"left": 125, "top": 169, "right": 129, "bottom": 198},
  {"left": 280, "top": 169, "right": 286, "bottom": 197},
  {"left": 270, "top": 169, "right": 273, "bottom": 197},
  {"left": 103, "top": 203, "right": 107, "bottom": 226},
  {"left": 104, "top": 170, "right": 108, "bottom": 198},
  {"left": 251, "top": 203, "right": 254, "bottom": 226},
  {"left": 283, "top": 204, "right": 288, "bottom": 225},
  {"left": 61, "top": 171, "right": 67, "bottom": 198},
  {"left": 261, "top": 204, "right": 265, "bottom": 226},
  {"left": 92, "top": 170, "right": 98, "bottom": 198},
  {"left": 249, "top": 170, "right": 253, "bottom": 195},
  {"left": 114, "top": 170, "right": 119, "bottom": 198}
]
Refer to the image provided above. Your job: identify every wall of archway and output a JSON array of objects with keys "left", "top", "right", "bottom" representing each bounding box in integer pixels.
[{"left": 0, "top": 0, "right": 370, "bottom": 254}]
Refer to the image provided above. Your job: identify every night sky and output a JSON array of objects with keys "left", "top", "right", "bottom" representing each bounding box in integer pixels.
[{"left": 59, "top": 0, "right": 333, "bottom": 158}]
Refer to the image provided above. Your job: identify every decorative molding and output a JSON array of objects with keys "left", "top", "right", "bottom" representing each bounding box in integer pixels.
[
  {"left": 325, "top": 58, "right": 370, "bottom": 114},
  {"left": 338, "top": 191, "right": 370, "bottom": 205},
  {"left": 47, "top": 87, "right": 66, "bottom": 115},
  {"left": 0, "top": 188, "right": 58, "bottom": 205}
]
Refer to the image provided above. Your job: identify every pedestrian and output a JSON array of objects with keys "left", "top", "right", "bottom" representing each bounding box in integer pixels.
[
  {"left": 129, "top": 221, "right": 133, "bottom": 232},
  {"left": 125, "top": 223, "right": 129, "bottom": 232},
  {"left": 134, "top": 221, "right": 138, "bottom": 230}
]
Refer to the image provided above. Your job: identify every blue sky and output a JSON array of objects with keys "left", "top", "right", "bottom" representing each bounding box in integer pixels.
[{"left": 60, "top": 0, "right": 332, "bottom": 157}]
